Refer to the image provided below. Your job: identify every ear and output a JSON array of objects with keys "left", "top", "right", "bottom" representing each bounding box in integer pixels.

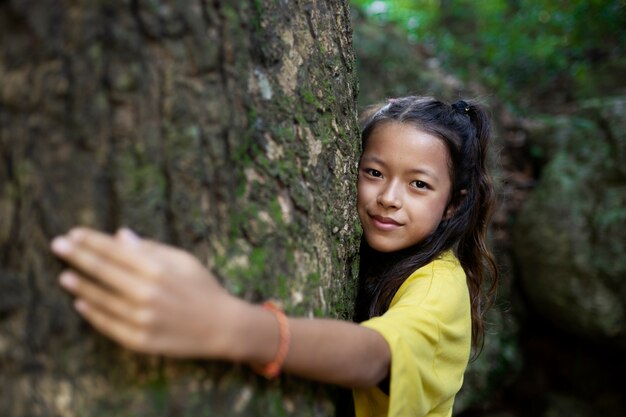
[{"left": 444, "top": 189, "right": 467, "bottom": 220}]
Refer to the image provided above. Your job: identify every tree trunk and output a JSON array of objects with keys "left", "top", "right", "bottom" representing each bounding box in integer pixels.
[{"left": 0, "top": 1, "right": 360, "bottom": 415}]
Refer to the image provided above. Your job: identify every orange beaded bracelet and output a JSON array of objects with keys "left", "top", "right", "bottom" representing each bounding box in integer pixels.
[{"left": 252, "top": 301, "right": 291, "bottom": 379}]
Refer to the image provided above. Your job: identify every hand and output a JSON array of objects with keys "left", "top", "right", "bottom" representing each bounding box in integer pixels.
[{"left": 51, "top": 227, "right": 243, "bottom": 359}]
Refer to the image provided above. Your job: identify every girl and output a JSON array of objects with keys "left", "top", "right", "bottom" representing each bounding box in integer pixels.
[{"left": 51, "top": 96, "right": 498, "bottom": 417}]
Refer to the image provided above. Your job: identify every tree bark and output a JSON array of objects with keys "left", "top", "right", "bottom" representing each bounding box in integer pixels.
[{"left": 0, "top": 1, "right": 360, "bottom": 415}]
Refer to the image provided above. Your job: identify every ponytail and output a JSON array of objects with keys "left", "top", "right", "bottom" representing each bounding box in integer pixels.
[{"left": 454, "top": 100, "right": 499, "bottom": 354}]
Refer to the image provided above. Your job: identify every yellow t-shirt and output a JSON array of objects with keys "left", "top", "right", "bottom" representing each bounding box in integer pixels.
[{"left": 353, "top": 251, "right": 471, "bottom": 417}]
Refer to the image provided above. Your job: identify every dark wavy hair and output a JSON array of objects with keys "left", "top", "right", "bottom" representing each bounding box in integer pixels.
[{"left": 353, "top": 96, "right": 499, "bottom": 353}]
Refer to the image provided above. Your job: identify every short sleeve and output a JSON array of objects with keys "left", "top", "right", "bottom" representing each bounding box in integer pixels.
[
  {"left": 353, "top": 253, "right": 471, "bottom": 417},
  {"left": 361, "top": 299, "right": 441, "bottom": 416}
]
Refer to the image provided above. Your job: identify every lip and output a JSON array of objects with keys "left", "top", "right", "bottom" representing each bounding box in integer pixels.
[{"left": 370, "top": 214, "right": 403, "bottom": 230}]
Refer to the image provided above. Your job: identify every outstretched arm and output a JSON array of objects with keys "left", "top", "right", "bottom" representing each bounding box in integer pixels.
[{"left": 51, "top": 228, "right": 389, "bottom": 388}]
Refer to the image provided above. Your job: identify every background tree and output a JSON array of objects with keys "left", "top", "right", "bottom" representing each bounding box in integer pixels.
[{"left": 0, "top": 1, "right": 361, "bottom": 415}]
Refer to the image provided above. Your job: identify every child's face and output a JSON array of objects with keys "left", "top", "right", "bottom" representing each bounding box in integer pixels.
[{"left": 357, "top": 122, "right": 453, "bottom": 253}]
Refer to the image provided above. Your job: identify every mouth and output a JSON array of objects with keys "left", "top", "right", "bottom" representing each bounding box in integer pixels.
[{"left": 370, "top": 214, "right": 403, "bottom": 230}]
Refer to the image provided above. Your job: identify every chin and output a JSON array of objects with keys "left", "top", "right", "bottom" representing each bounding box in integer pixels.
[{"left": 366, "top": 238, "right": 405, "bottom": 253}]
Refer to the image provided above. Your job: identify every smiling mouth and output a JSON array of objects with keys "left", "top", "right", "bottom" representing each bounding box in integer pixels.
[{"left": 370, "top": 215, "right": 402, "bottom": 229}]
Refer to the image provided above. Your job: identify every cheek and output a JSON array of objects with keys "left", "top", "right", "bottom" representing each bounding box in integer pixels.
[
  {"left": 356, "top": 190, "right": 366, "bottom": 216},
  {"left": 427, "top": 199, "right": 449, "bottom": 226},
  {"left": 408, "top": 198, "right": 447, "bottom": 227},
  {"left": 356, "top": 178, "right": 367, "bottom": 206},
  {"left": 356, "top": 181, "right": 370, "bottom": 219}
]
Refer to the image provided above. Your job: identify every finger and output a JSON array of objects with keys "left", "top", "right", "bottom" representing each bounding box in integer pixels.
[
  {"left": 115, "top": 227, "right": 141, "bottom": 244},
  {"left": 54, "top": 227, "right": 157, "bottom": 277},
  {"left": 115, "top": 229, "right": 179, "bottom": 268},
  {"left": 115, "top": 227, "right": 195, "bottom": 264},
  {"left": 59, "top": 270, "right": 148, "bottom": 327},
  {"left": 52, "top": 237, "right": 154, "bottom": 303},
  {"left": 74, "top": 299, "right": 156, "bottom": 355}
]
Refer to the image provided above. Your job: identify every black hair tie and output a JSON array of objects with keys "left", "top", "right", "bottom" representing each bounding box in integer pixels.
[{"left": 452, "top": 100, "right": 470, "bottom": 115}]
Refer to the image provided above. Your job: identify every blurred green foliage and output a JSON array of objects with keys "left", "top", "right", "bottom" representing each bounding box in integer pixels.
[{"left": 351, "top": 0, "right": 626, "bottom": 104}]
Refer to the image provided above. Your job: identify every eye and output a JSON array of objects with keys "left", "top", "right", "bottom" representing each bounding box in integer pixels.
[
  {"left": 365, "top": 168, "right": 383, "bottom": 178},
  {"left": 411, "top": 180, "right": 429, "bottom": 189}
]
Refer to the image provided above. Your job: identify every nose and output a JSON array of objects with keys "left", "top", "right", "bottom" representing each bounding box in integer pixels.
[{"left": 377, "top": 181, "right": 402, "bottom": 209}]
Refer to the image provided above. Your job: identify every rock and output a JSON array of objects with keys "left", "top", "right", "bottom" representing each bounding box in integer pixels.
[
  {"left": 454, "top": 252, "right": 522, "bottom": 413},
  {"left": 543, "top": 394, "right": 596, "bottom": 417},
  {"left": 513, "top": 97, "right": 626, "bottom": 344}
]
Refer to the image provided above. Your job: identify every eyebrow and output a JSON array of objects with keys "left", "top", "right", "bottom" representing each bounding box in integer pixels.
[{"left": 360, "top": 155, "right": 441, "bottom": 182}]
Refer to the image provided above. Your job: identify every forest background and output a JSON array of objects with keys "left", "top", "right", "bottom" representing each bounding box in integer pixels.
[
  {"left": 1, "top": 0, "right": 625, "bottom": 416},
  {"left": 349, "top": 0, "right": 625, "bottom": 416}
]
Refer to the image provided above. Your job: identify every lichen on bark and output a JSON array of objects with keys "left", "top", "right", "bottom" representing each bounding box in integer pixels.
[{"left": 0, "top": 1, "right": 361, "bottom": 415}]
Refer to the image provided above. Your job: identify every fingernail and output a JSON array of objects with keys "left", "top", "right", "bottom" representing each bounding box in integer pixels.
[
  {"left": 69, "top": 228, "right": 86, "bottom": 241},
  {"left": 51, "top": 237, "right": 73, "bottom": 254},
  {"left": 119, "top": 228, "right": 141, "bottom": 245},
  {"left": 59, "top": 271, "right": 77, "bottom": 288},
  {"left": 74, "top": 299, "right": 87, "bottom": 312}
]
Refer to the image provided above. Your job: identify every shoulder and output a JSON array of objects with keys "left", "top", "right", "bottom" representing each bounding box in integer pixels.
[
  {"left": 391, "top": 251, "right": 468, "bottom": 311},
  {"left": 363, "top": 251, "right": 470, "bottom": 341}
]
